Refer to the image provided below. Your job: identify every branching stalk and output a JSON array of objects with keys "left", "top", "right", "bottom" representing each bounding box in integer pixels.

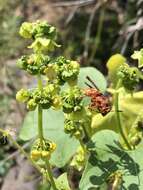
[
  {"left": 81, "top": 124, "right": 90, "bottom": 142},
  {"left": 114, "top": 80, "right": 132, "bottom": 150},
  {"left": 38, "top": 75, "right": 44, "bottom": 144},
  {"left": 37, "top": 75, "right": 57, "bottom": 190},
  {"left": 0, "top": 128, "right": 42, "bottom": 173},
  {"left": 79, "top": 138, "right": 87, "bottom": 155},
  {"left": 45, "top": 159, "right": 57, "bottom": 190}
]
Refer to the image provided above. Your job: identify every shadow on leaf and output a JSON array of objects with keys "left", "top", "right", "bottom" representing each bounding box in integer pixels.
[{"left": 87, "top": 139, "right": 140, "bottom": 190}]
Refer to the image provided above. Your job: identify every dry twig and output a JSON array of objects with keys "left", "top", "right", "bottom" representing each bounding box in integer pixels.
[
  {"left": 83, "top": 1, "right": 102, "bottom": 59},
  {"left": 51, "top": 0, "right": 96, "bottom": 7},
  {"left": 65, "top": 6, "right": 79, "bottom": 25}
]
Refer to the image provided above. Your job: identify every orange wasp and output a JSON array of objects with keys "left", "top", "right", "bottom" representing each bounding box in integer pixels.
[{"left": 84, "top": 76, "right": 111, "bottom": 116}]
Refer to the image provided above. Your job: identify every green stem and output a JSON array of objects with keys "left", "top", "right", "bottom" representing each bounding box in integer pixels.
[
  {"left": 0, "top": 128, "right": 41, "bottom": 173},
  {"left": 37, "top": 74, "right": 57, "bottom": 190},
  {"left": 38, "top": 74, "right": 43, "bottom": 91},
  {"left": 114, "top": 80, "right": 132, "bottom": 150},
  {"left": 81, "top": 124, "right": 90, "bottom": 142},
  {"left": 79, "top": 138, "right": 87, "bottom": 155},
  {"left": 38, "top": 105, "right": 44, "bottom": 143},
  {"left": 38, "top": 75, "right": 44, "bottom": 145},
  {"left": 45, "top": 159, "right": 57, "bottom": 190}
]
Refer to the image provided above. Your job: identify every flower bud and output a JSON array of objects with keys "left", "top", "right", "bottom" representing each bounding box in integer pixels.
[
  {"left": 32, "top": 20, "right": 57, "bottom": 40},
  {"left": 52, "top": 96, "right": 62, "bottom": 110},
  {"left": 31, "top": 150, "right": 41, "bottom": 161},
  {"left": 131, "top": 49, "right": 143, "bottom": 68},
  {"left": 44, "top": 64, "right": 57, "bottom": 80},
  {"left": 61, "top": 86, "right": 83, "bottom": 113},
  {"left": 27, "top": 99, "right": 37, "bottom": 111},
  {"left": 49, "top": 142, "right": 56, "bottom": 152},
  {"left": 41, "top": 151, "right": 50, "bottom": 159},
  {"left": 16, "top": 89, "right": 30, "bottom": 103},
  {"left": 54, "top": 57, "right": 80, "bottom": 85},
  {"left": 64, "top": 119, "right": 83, "bottom": 139},
  {"left": 31, "top": 138, "right": 56, "bottom": 161},
  {"left": 117, "top": 65, "right": 140, "bottom": 91},
  {"left": 19, "top": 22, "right": 33, "bottom": 39},
  {"left": 17, "top": 55, "right": 28, "bottom": 70},
  {"left": 70, "top": 61, "right": 80, "bottom": 70}
]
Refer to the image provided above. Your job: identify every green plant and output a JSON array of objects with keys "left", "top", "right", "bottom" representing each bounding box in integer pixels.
[{"left": 1, "top": 20, "right": 143, "bottom": 190}]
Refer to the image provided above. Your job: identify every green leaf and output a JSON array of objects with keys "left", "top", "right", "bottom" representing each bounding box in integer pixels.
[
  {"left": 78, "top": 67, "right": 107, "bottom": 92},
  {"left": 79, "top": 130, "right": 143, "bottom": 190},
  {"left": 51, "top": 173, "right": 71, "bottom": 190},
  {"left": 92, "top": 91, "right": 143, "bottom": 134},
  {"left": 19, "top": 109, "right": 79, "bottom": 168}
]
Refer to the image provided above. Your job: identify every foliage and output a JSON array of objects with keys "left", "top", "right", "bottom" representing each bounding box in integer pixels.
[
  {"left": 80, "top": 130, "right": 143, "bottom": 189},
  {"left": 1, "top": 20, "right": 143, "bottom": 190}
]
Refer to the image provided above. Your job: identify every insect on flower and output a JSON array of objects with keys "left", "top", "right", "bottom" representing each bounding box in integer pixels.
[{"left": 84, "top": 76, "right": 111, "bottom": 116}]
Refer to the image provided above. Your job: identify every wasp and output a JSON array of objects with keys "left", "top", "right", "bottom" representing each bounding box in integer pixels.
[{"left": 84, "top": 76, "right": 111, "bottom": 116}]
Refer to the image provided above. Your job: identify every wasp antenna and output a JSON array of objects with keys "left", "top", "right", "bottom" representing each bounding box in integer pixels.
[
  {"left": 85, "top": 82, "right": 93, "bottom": 88},
  {"left": 111, "top": 110, "right": 123, "bottom": 113},
  {"left": 86, "top": 76, "right": 99, "bottom": 89}
]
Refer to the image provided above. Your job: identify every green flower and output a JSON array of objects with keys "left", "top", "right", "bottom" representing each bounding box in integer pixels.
[
  {"left": 19, "top": 22, "right": 33, "bottom": 39},
  {"left": 61, "top": 86, "right": 83, "bottom": 113},
  {"left": 17, "top": 55, "right": 28, "bottom": 70},
  {"left": 44, "top": 63, "right": 57, "bottom": 80},
  {"left": 55, "top": 56, "right": 80, "bottom": 85},
  {"left": 64, "top": 119, "right": 83, "bottom": 139},
  {"left": 17, "top": 54, "right": 50, "bottom": 75},
  {"left": 27, "top": 99, "right": 37, "bottom": 111},
  {"left": 32, "top": 89, "right": 52, "bottom": 109},
  {"left": 52, "top": 96, "right": 62, "bottom": 110},
  {"left": 32, "top": 20, "right": 57, "bottom": 39},
  {"left": 117, "top": 65, "right": 140, "bottom": 91},
  {"left": 16, "top": 89, "right": 30, "bottom": 103},
  {"left": 131, "top": 49, "right": 143, "bottom": 68},
  {"left": 28, "top": 38, "right": 60, "bottom": 52},
  {"left": 31, "top": 138, "right": 56, "bottom": 161}
]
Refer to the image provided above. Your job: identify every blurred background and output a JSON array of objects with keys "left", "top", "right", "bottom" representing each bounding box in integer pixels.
[{"left": 0, "top": 0, "right": 143, "bottom": 189}]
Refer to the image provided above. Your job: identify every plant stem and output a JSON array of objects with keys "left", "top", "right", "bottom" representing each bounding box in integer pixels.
[
  {"left": 79, "top": 138, "right": 87, "bottom": 155},
  {"left": 114, "top": 80, "right": 132, "bottom": 150},
  {"left": 81, "top": 124, "right": 90, "bottom": 142},
  {"left": 38, "top": 74, "right": 43, "bottom": 91},
  {"left": 37, "top": 75, "right": 57, "bottom": 190},
  {"left": 45, "top": 159, "right": 57, "bottom": 190},
  {"left": 38, "top": 75, "right": 44, "bottom": 145},
  {"left": 38, "top": 105, "right": 44, "bottom": 143},
  {"left": 0, "top": 128, "right": 42, "bottom": 173}
]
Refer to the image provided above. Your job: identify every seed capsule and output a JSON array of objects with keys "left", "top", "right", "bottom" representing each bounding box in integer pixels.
[
  {"left": 31, "top": 150, "right": 41, "bottom": 161},
  {"left": 41, "top": 151, "right": 50, "bottom": 158}
]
